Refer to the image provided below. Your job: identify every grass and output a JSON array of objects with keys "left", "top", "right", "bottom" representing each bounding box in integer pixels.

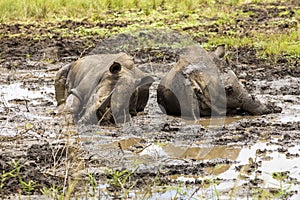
[
  {"left": 1, "top": 0, "right": 298, "bottom": 58},
  {"left": 1, "top": 0, "right": 299, "bottom": 58},
  {"left": 256, "top": 31, "right": 300, "bottom": 58},
  {"left": 0, "top": 0, "right": 202, "bottom": 20},
  {"left": 1, "top": 156, "right": 297, "bottom": 199},
  {"left": 203, "top": 29, "right": 300, "bottom": 59},
  {"left": 0, "top": 0, "right": 281, "bottom": 21},
  {"left": 0, "top": 159, "right": 37, "bottom": 195}
]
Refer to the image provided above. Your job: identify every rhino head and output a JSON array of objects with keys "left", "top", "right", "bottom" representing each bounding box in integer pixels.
[
  {"left": 93, "top": 62, "right": 155, "bottom": 124},
  {"left": 55, "top": 53, "right": 154, "bottom": 125},
  {"left": 157, "top": 45, "right": 280, "bottom": 119},
  {"left": 157, "top": 45, "right": 227, "bottom": 119}
]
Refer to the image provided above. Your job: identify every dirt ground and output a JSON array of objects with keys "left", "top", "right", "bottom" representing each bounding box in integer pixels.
[{"left": 0, "top": 2, "right": 299, "bottom": 199}]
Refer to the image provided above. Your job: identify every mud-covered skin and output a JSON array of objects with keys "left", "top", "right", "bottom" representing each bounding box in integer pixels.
[
  {"left": 222, "top": 70, "right": 274, "bottom": 115},
  {"left": 157, "top": 46, "right": 278, "bottom": 118},
  {"left": 55, "top": 53, "right": 154, "bottom": 125}
]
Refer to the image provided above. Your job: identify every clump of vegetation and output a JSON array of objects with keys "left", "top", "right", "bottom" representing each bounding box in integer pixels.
[
  {"left": 251, "top": 171, "right": 299, "bottom": 199},
  {"left": 0, "top": 159, "right": 37, "bottom": 195}
]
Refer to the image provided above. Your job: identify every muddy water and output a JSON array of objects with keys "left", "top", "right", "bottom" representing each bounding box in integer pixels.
[
  {"left": 0, "top": 62, "right": 299, "bottom": 199},
  {"left": 0, "top": 67, "right": 57, "bottom": 137},
  {"left": 76, "top": 76, "right": 300, "bottom": 199}
]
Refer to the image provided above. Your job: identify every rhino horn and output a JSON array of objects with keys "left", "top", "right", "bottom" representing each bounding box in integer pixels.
[{"left": 137, "top": 76, "right": 155, "bottom": 87}]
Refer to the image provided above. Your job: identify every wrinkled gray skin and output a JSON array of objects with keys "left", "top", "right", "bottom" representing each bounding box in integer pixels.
[
  {"left": 55, "top": 53, "right": 154, "bottom": 125},
  {"left": 157, "top": 45, "right": 275, "bottom": 119}
]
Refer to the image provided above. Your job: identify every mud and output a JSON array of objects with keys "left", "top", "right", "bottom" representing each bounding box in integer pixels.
[{"left": 0, "top": 1, "right": 300, "bottom": 199}]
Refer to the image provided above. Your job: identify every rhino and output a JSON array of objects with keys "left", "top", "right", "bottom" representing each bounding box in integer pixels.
[
  {"left": 157, "top": 45, "right": 279, "bottom": 119},
  {"left": 55, "top": 53, "right": 154, "bottom": 125}
]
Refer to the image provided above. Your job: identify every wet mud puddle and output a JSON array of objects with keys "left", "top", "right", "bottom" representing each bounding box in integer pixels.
[
  {"left": 80, "top": 133, "right": 300, "bottom": 199},
  {"left": 78, "top": 77, "right": 300, "bottom": 199},
  {"left": 0, "top": 68, "right": 57, "bottom": 137},
  {"left": 0, "top": 64, "right": 299, "bottom": 199}
]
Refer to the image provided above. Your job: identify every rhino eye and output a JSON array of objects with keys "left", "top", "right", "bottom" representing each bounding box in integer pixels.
[{"left": 109, "top": 62, "right": 122, "bottom": 74}]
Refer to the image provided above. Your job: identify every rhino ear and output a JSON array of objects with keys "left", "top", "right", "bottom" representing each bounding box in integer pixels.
[
  {"left": 214, "top": 45, "right": 225, "bottom": 58},
  {"left": 109, "top": 62, "right": 122, "bottom": 74}
]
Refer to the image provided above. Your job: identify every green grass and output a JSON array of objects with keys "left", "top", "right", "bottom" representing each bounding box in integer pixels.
[
  {"left": 204, "top": 29, "right": 300, "bottom": 58},
  {"left": 0, "top": 0, "right": 184, "bottom": 20},
  {"left": 0, "top": 0, "right": 298, "bottom": 57},
  {"left": 255, "top": 30, "right": 300, "bottom": 57},
  {"left": 1, "top": 156, "right": 298, "bottom": 199},
  {"left": 0, "top": 0, "right": 280, "bottom": 21}
]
